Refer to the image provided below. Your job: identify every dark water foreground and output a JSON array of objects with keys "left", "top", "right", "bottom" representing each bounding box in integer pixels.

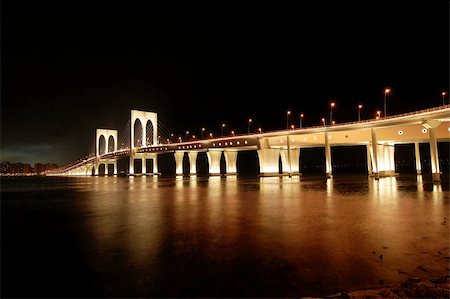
[{"left": 1, "top": 175, "right": 449, "bottom": 298}]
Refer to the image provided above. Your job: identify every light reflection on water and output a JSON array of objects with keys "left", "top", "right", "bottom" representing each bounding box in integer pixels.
[{"left": 1, "top": 175, "right": 449, "bottom": 297}]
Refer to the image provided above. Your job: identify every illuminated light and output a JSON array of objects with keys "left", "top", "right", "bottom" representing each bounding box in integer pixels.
[
  {"left": 421, "top": 128, "right": 428, "bottom": 134},
  {"left": 244, "top": 140, "right": 248, "bottom": 144},
  {"left": 225, "top": 142, "right": 228, "bottom": 146},
  {"left": 237, "top": 141, "right": 240, "bottom": 145},
  {"left": 194, "top": 145, "right": 196, "bottom": 148},
  {"left": 219, "top": 143, "right": 221, "bottom": 146},
  {"left": 230, "top": 142, "right": 233, "bottom": 145},
  {"left": 358, "top": 104, "right": 363, "bottom": 109},
  {"left": 448, "top": 127, "right": 450, "bottom": 132},
  {"left": 213, "top": 143, "right": 216, "bottom": 146},
  {"left": 330, "top": 102, "right": 335, "bottom": 107},
  {"left": 385, "top": 88, "right": 391, "bottom": 94},
  {"left": 199, "top": 145, "right": 202, "bottom": 147},
  {"left": 397, "top": 130, "right": 404, "bottom": 135}
]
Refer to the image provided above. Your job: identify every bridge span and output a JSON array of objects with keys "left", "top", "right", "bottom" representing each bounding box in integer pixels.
[{"left": 48, "top": 106, "right": 450, "bottom": 182}]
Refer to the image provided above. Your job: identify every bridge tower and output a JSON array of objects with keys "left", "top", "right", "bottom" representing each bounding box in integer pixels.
[
  {"left": 129, "top": 110, "right": 159, "bottom": 175},
  {"left": 95, "top": 129, "right": 118, "bottom": 175}
]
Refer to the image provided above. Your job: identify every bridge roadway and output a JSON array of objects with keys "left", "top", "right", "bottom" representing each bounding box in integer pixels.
[{"left": 49, "top": 105, "right": 450, "bottom": 182}]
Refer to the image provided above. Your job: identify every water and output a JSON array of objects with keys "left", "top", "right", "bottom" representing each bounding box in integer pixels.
[{"left": 1, "top": 175, "right": 449, "bottom": 297}]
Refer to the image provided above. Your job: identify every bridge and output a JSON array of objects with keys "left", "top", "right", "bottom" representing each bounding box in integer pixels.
[{"left": 47, "top": 106, "right": 450, "bottom": 182}]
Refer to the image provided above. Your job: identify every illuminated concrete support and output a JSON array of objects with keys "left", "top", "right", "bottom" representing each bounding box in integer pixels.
[
  {"left": 94, "top": 162, "right": 99, "bottom": 176},
  {"left": 207, "top": 150, "right": 222, "bottom": 175},
  {"left": 366, "top": 144, "right": 372, "bottom": 175},
  {"left": 325, "top": 132, "right": 332, "bottom": 178},
  {"left": 429, "top": 128, "right": 440, "bottom": 182},
  {"left": 141, "top": 156, "right": 147, "bottom": 175},
  {"left": 280, "top": 148, "right": 300, "bottom": 175},
  {"left": 96, "top": 129, "right": 118, "bottom": 156},
  {"left": 188, "top": 151, "right": 198, "bottom": 175},
  {"left": 224, "top": 151, "right": 238, "bottom": 175},
  {"left": 174, "top": 151, "right": 184, "bottom": 175},
  {"left": 152, "top": 155, "right": 158, "bottom": 174},
  {"left": 257, "top": 148, "right": 280, "bottom": 176},
  {"left": 113, "top": 161, "right": 117, "bottom": 175},
  {"left": 414, "top": 142, "right": 422, "bottom": 175},
  {"left": 370, "top": 128, "right": 379, "bottom": 179},
  {"left": 129, "top": 150, "right": 135, "bottom": 175}
]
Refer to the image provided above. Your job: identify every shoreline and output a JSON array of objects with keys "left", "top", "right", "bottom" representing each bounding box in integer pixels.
[{"left": 327, "top": 275, "right": 450, "bottom": 298}]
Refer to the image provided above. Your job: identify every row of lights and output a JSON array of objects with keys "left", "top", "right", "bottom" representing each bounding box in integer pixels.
[{"left": 212, "top": 140, "right": 249, "bottom": 147}]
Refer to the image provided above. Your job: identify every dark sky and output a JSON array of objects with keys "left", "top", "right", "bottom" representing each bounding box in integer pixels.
[{"left": 1, "top": 1, "right": 449, "bottom": 165}]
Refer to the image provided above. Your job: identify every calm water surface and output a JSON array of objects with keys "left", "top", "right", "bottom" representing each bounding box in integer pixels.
[{"left": 2, "top": 175, "right": 449, "bottom": 297}]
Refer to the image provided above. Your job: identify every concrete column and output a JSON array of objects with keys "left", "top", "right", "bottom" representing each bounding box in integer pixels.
[
  {"left": 281, "top": 148, "right": 300, "bottom": 175},
  {"left": 188, "top": 151, "right": 198, "bottom": 175},
  {"left": 289, "top": 148, "right": 300, "bottom": 175},
  {"left": 207, "top": 150, "right": 222, "bottom": 175},
  {"left": 371, "top": 128, "right": 379, "bottom": 179},
  {"left": 280, "top": 149, "right": 289, "bottom": 174},
  {"left": 129, "top": 151, "right": 135, "bottom": 175},
  {"left": 174, "top": 151, "right": 184, "bottom": 175},
  {"left": 142, "top": 156, "right": 147, "bottom": 175},
  {"left": 389, "top": 145, "right": 396, "bottom": 172},
  {"left": 366, "top": 144, "right": 372, "bottom": 175},
  {"left": 105, "top": 160, "right": 109, "bottom": 175},
  {"left": 257, "top": 148, "right": 280, "bottom": 176},
  {"left": 224, "top": 151, "right": 238, "bottom": 175},
  {"left": 152, "top": 154, "right": 158, "bottom": 174},
  {"left": 414, "top": 142, "right": 422, "bottom": 175},
  {"left": 325, "top": 132, "right": 332, "bottom": 178},
  {"left": 429, "top": 128, "right": 441, "bottom": 182},
  {"left": 113, "top": 161, "right": 117, "bottom": 175}
]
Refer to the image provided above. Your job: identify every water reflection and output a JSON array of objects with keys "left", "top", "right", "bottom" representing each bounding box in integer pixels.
[{"left": 1, "top": 175, "right": 449, "bottom": 298}]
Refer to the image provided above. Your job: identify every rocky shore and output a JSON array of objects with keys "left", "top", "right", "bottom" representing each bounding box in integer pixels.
[{"left": 328, "top": 276, "right": 449, "bottom": 298}]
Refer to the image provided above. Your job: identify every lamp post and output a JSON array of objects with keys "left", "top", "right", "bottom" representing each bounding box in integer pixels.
[
  {"left": 248, "top": 118, "right": 252, "bottom": 134},
  {"left": 384, "top": 88, "right": 391, "bottom": 117},
  {"left": 330, "top": 102, "right": 335, "bottom": 124},
  {"left": 231, "top": 130, "right": 235, "bottom": 136},
  {"left": 358, "top": 104, "right": 363, "bottom": 121},
  {"left": 299, "top": 113, "right": 304, "bottom": 129},
  {"left": 258, "top": 127, "right": 262, "bottom": 133},
  {"left": 442, "top": 91, "right": 447, "bottom": 105},
  {"left": 290, "top": 125, "right": 295, "bottom": 129},
  {"left": 178, "top": 137, "right": 182, "bottom": 143},
  {"left": 286, "top": 110, "right": 291, "bottom": 130},
  {"left": 322, "top": 118, "right": 326, "bottom": 126},
  {"left": 376, "top": 110, "right": 381, "bottom": 120},
  {"left": 201, "top": 128, "right": 205, "bottom": 139},
  {"left": 185, "top": 131, "right": 189, "bottom": 142},
  {"left": 209, "top": 133, "right": 213, "bottom": 138},
  {"left": 221, "top": 123, "right": 225, "bottom": 136}
]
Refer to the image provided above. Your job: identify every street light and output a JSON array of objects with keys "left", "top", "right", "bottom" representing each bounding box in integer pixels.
[
  {"left": 201, "top": 127, "right": 206, "bottom": 139},
  {"left": 192, "top": 135, "right": 196, "bottom": 140},
  {"left": 358, "top": 104, "right": 363, "bottom": 121},
  {"left": 286, "top": 110, "right": 291, "bottom": 130},
  {"left": 221, "top": 123, "right": 226, "bottom": 136},
  {"left": 209, "top": 133, "right": 213, "bottom": 138},
  {"left": 384, "top": 88, "right": 391, "bottom": 117},
  {"left": 248, "top": 118, "right": 252, "bottom": 134},
  {"left": 185, "top": 131, "right": 189, "bottom": 141},
  {"left": 231, "top": 130, "right": 235, "bottom": 136},
  {"left": 322, "top": 118, "right": 326, "bottom": 126},
  {"left": 330, "top": 102, "right": 335, "bottom": 124},
  {"left": 376, "top": 110, "right": 381, "bottom": 120},
  {"left": 332, "top": 121, "right": 335, "bottom": 126},
  {"left": 299, "top": 113, "right": 304, "bottom": 129},
  {"left": 178, "top": 137, "right": 182, "bottom": 143},
  {"left": 258, "top": 127, "right": 262, "bottom": 133},
  {"left": 290, "top": 125, "right": 295, "bottom": 129},
  {"left": 442, "top": 91, "right": 447, "bottom": 105}
]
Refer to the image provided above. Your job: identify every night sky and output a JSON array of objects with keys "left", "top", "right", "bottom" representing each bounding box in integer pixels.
[{"left": 2, "top": 1, "right": 448, "bottom": 165}]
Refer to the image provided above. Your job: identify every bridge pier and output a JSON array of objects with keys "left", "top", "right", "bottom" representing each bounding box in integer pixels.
[
  {"left": 428, "top": 128, "right": 441, "bottom": 182},
  {"left": 141, "top": 156, "right": 146, "bottom": 175},
  {"left": 207, "top": 150, "right": 222, "bottom": 176},
  {"left": 174, "top": 151, "right": 184, "bottom": 175},
  {"left": 366, "top": 144, "right": 373, "bottom": 175},
  {"left": 224, "top": 150, "right": 238, "bottom": 175},
  {"left": 257, "top": 148, "right": 280, "bottom": 176},
  {"left": 325, "top": 132, "right": 332, "bottom": 178},
  {"left": 188, "top": 151, "right": 198, "bottom": 175},
  {"left": 414, "top": 142, "right": 422, "bottom": 175},
  {"left": 280, "top": 148, "right": 300, "bottom": 176}
]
